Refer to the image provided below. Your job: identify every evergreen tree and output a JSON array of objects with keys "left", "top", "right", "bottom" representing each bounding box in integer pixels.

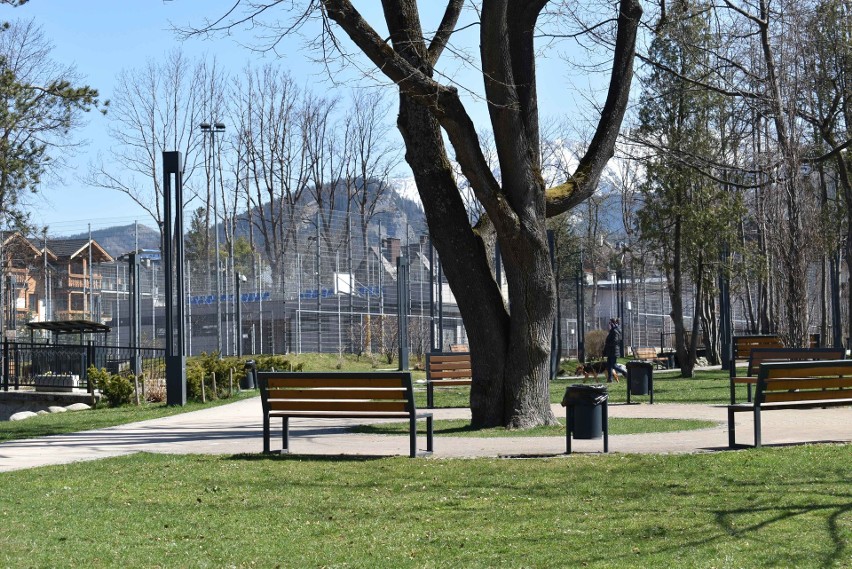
[{"left": 637, "top": 0, "right": 742, "bottom": 375}]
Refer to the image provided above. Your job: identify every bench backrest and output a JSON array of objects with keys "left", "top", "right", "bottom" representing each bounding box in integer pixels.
[
  {"left": 746, "top": 347, "right": 846, "bottom": 376},
  {"left": 732, "top": 335, "right": 783, "bottom": 360},
  {"left": 731, "top": 335, "right": 783, "bottom": 379},
  {"left": 756, "top": 360, "right": 852, "bottom": 405},
  {"left": 426, "top": 352, "right": 472, "bottom": 381},
  {"left": 632, "top": 347, "right": 658, "bottom": 360},
  {"left": 257, "top": 371, "right": 416, "bottom": 415}
]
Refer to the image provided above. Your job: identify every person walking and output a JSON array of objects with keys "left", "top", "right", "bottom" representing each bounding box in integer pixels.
[{"left": 604, "top": 318, "right": 622, "bottom": 383}]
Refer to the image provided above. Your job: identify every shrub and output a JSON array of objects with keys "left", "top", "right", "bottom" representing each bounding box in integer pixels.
[
  {"left": 584, "top": 329, "right": 608, "bottom": 359},
  {"left": 185, "top": 360, "right": 206, "bottom": 400},
  {"left": 254, "top": 355, "right": 302, "bottom": 372},
  {"left": 145, "top": 380, "right": 166, "bottom": 403},
  {"left": 87, "top": 366, "right": 134, "bottom": 407}
]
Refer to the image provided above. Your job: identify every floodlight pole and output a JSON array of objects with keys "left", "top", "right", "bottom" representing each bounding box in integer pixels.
[
  {"left": 200, "top": 121, "right": 225, "bottom": 356},
  {"left": 236, "top": 272, "right": 246, "bottom": 357},
  {"left": 397, "top": 255, "right": 409, "bottom": 371},
  {"left": 128, "top": 251, "right": 142, "bottom": 378},
  {"left": 163, "top": 151, "right": 186, "bottom": 406}
]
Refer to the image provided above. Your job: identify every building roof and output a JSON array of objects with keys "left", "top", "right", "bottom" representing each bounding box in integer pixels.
[{"left": 34, "top": 238, "right": 114, "bottom": 263}]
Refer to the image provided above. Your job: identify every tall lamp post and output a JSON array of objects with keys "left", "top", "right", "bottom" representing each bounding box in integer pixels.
[
  {"left": 235, "top": 272, "right": 247, "bottom": 357},
  {"left": 200, "top": 121, "right": 226, "bottom": 356}
]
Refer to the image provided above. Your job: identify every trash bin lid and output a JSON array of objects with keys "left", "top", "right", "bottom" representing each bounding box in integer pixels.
[{"left": 561, "top": 384, "right": 608, "bottom": 406}]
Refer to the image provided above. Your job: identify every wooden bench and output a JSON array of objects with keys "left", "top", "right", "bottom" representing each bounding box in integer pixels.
[
  {"left": 258, "top": 371, "right": 433, "bottom": 458},
  {"left": 729, "top": 335, "right": 783, "bottom": 403},
  {"left": 631, "top": 347, "right": 668, "bottom": 369},
  {"left": 727, "top": 359, "right": 852, "bottom": 448},
  {"left": 426, "top": 352, "right": 472, "bottom": 409},
  {"left": 729, "top": 347, "right": 845, "bottom": 404}
]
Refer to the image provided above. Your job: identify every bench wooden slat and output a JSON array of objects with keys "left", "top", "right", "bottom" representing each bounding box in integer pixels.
[
  {"left": 429, "top": 355, "right": 470, "bottom": 364},
  {"left": 762, "top": 377, "right": 852, "bottom": 391},
  {"left": 266, "top": 388, "right": 407, "bottom": 400},
  {"left": 268, "top": 400, "right": 409, "bottom": 413},
  {"left": 265, "top": 376, "right": 405, "bottom": 389},
  {"left": 426, "top": 379, "right": 471, "bottom": 386},
  {"left": 764, "top": 363, "right": 852, "bottom": 379},
  {"left": 763, "top": 389, "right": 852, "bottom": 403},
  {"left": 430, "top": 361, "right": 472, "bottom": 369},
  {"left": 430, "top": 370, "right": 473, "bottom": 379},
  {"left": 268, "top": 410, "right": 413, "bottom": 418}
]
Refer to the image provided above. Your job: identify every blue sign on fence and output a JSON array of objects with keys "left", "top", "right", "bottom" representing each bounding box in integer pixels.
[{"left": 188, "top": 292, "right": 271, "bottom": 305}]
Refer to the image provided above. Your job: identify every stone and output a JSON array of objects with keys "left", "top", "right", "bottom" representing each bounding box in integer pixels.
[
  {"left": 10, "top": 411, "right": 38, "bottom": 421},
  {"left": 48, "top": 406, "right": 68, "bottom": 413},
  {"left": 37, "top": 410, "right": 49, "bottom": 415},
  {"left": 65, "top": 403, "right": 91, "bottom": 412}
]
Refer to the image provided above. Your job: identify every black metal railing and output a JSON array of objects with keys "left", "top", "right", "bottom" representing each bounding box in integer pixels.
[{"left": 1, "top": 339, "right": 165, "bottom": 392}]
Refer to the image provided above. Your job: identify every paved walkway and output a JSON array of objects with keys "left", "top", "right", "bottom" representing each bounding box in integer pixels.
[{"left": 1, "top": 396, "right": 851, "bottom": 472}]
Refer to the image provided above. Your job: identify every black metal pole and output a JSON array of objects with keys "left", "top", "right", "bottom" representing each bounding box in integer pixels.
[
  {"left": 576, "top": 250, "right": 585, "bottom": 363},
  {"left": 428, "top": 238, "right": 435, "bottom": 352},
  {"left": 163, "top": 151, "right": 186, "bottom": 406},
  {"left": 831, "top": 250, "right": 843, "bottom": 348},
  {"left": 548, "top": 230, "right": 559, "bottom": 380},
  {"left": 437, "top": 256, "right": 444, "bottom": 351},
  {"left": 236, "top": 272, "right": 245, "bottom": 357},
  {"left": 719, "top": 244, "right": 732, "bottom": 370},
  {"left": 397, "top": 255, "right": 410, "bottom": 370},
  {"left": 129, "top": 252, "right": 141, "bottom": 378}
]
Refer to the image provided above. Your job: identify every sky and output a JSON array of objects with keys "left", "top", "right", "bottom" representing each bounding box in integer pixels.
[{"left": 1, "top": 1, "right": 609, "bottom": 236}]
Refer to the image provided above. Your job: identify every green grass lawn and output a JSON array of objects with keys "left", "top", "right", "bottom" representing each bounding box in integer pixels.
[
  {"left": 1, "top": 447, "right": 850, "bottom": 568},
  {"left": 424, "top": 368, "right": 736, "bottom": 409},
  {"left": 353, "top": 417, "right": 717, "bottom": 437}
]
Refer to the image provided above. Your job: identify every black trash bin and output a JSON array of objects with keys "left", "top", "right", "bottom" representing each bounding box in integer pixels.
[
  {"left": 242, "top": 359, "right": 257, "bottom": 390},
  {"left": 626, "top": 361, "right": 654, "bottom": 403},
  {"left": 561, "top": 384, "right": 608, "bottom": 439}
]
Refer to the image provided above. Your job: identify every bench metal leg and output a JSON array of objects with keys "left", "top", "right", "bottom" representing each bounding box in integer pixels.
[
  {"left": 409, "top": 415, "right": 434, "bottom": 457},
  {"left": 602, "top": 401, "right": 609, "bottom": 453},
  {"left": 426, "top": 382, "right": 434, "bottom": 409},
  {"left": 727, "top": 407, "right": 737, "bottom": 448},
  {"left": 263, "top": 413, "right": 271, "bottom": 454},
  {"left": 747, "top": 383, "right": 753, "bottom": 403},
  {"left": 409, "top": 416, "right": 417, "bottom": 457},
  {"left": 729, "top": 378, "right": 736, "bottom": 405},
  {"left": 565, "top": 405, "right": 573, "bottom": 454},
  {"left": 282, "top": 417, "right": 290, "bottom": 453},
  {"left": 753, "top": 407, "right": 761, "bottom": 448}
]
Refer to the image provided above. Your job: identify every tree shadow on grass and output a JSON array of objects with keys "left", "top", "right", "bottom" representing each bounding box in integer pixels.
[
  {"left": 713, "top": 494, "right": 852, "bottom": 568},
  {"left": 227, "top": 453, "right": 386, "bottom": 463}
]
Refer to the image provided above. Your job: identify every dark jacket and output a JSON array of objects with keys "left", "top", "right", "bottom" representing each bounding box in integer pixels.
[{"left": 604, "top": 325, "right": 622, "bottom": 358}]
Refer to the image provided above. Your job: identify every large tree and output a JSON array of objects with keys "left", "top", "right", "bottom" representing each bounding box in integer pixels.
[
  {"left": 0, "top": 19, "right": 100, "bottom": 228},
  {"left": 190, "top": 1, "right": 641, "bottom": 428}
]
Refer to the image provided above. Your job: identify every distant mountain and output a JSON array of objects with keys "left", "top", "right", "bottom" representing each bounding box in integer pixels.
[
  {"left": 65, "top": 223, "right": 160, "bottom": 259},
  {"left": 58, "top": 178, "right": 426, "bottom": 259}
]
